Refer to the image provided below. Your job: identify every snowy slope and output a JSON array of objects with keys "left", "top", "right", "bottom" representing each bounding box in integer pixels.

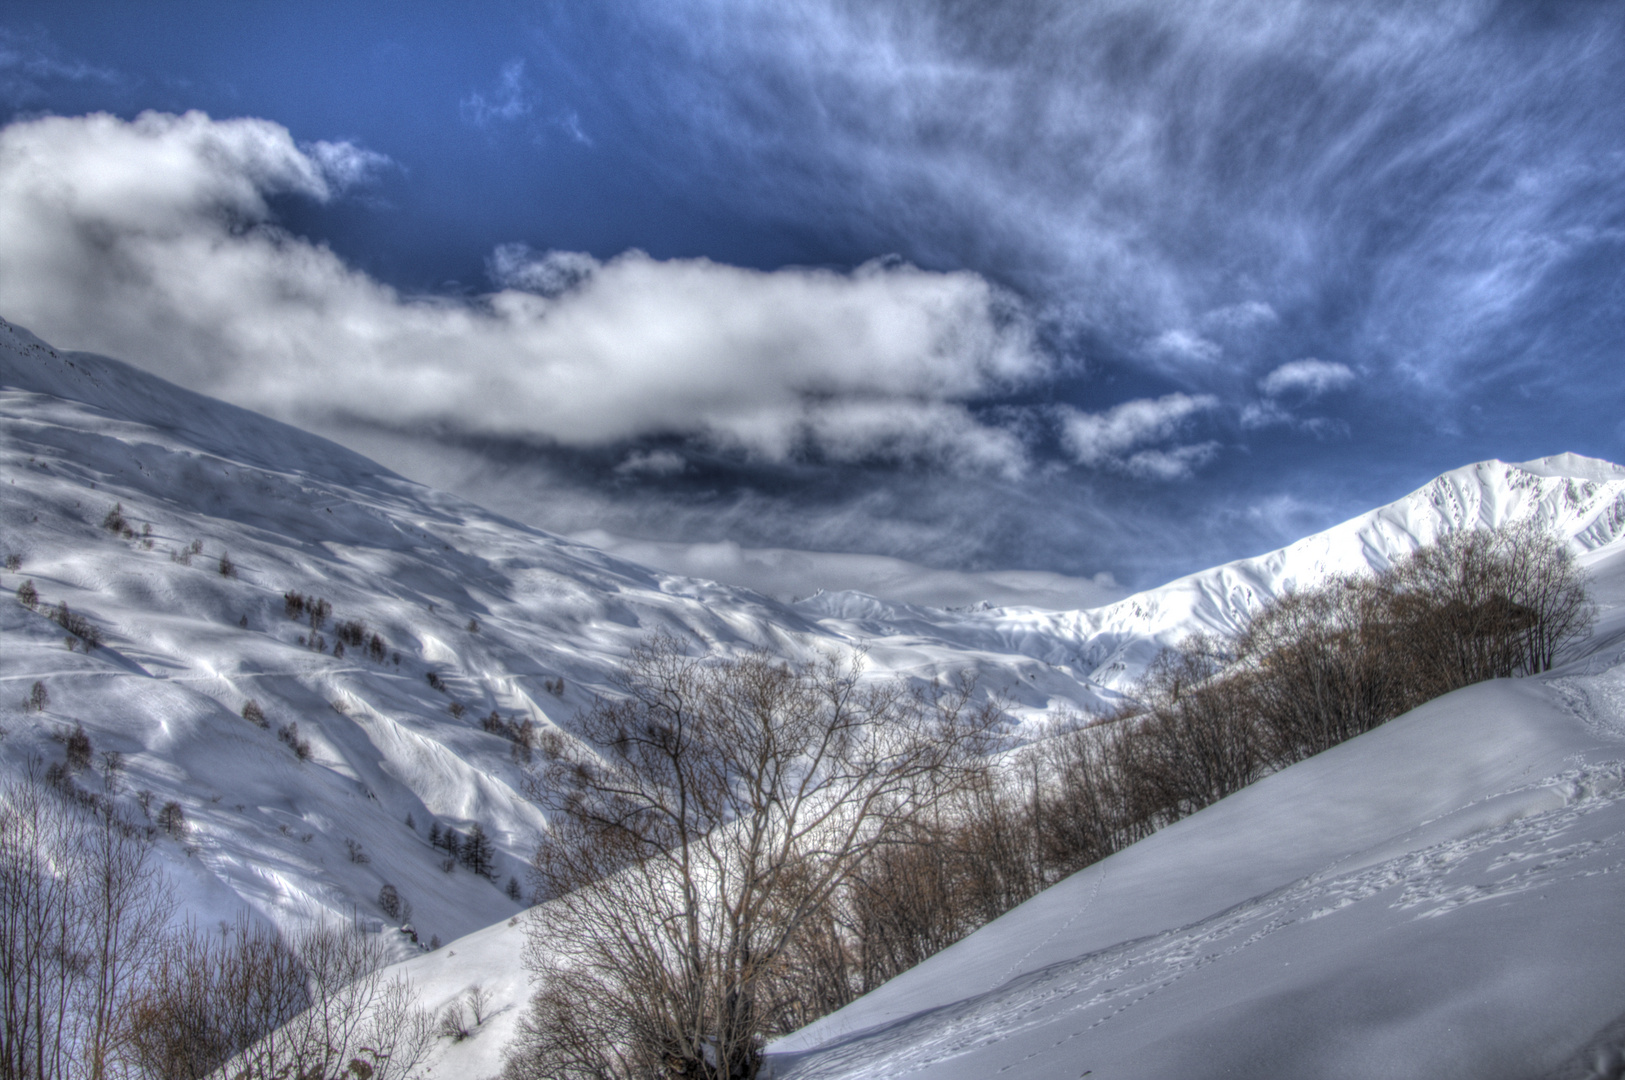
[
  {"left": 768, "top": 536, "right": 1625, "bottom": 1078},
  {"left": 0, "top": 316, "right": 1139, "bottom": 949},
  {"left": 373, "top": 503, "right": 1625, "bottom": 1080},
  {"left": 0, "top": 317, "right": 836, "bottom": 949}
]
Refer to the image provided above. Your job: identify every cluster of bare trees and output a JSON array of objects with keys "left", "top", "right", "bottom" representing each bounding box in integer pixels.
[
  {"left": 1, "top": 767, "right": 435, "bottom": 1080},
  {"left": 503, "top": 523, "right": 1595, "bottom": 1079},
  {"left": 1018, "top": 522, "right": 1597, "bottom": 882},
  {"left": 1, "top": 766, "right": 168, "bottom": 1079},
  {"left": 504, "top": 638, "right": 1002, "bottom": 1080}
]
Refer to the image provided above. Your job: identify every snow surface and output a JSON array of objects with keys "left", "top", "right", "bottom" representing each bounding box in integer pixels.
[
  {"left": 768, "top": 538, "right": 1625, "bottom": 1078},
  {"left": 5, "top": 316, "right": 1624, "bottom": 1075}
]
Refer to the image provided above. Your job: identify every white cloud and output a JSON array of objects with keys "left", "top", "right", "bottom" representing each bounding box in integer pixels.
[
  {"left": 614, "top": 450, "right": 687, "bottom": 477},
  {"left": 1147, "top": 329, "right": 1222, "bottom": 366},
  {"left": 1200, "top": 301, "right": 1278, "bottom": 332},
  {"left": 1122, "top": 442, "right": 1221, "bottom": 481},
  {"left": 1259, "top": 358, "right": 1356, "bottom": 399},
  {"left": 0, "top": 110, "right": 1046, "bottom": 473},
  {"left": 1057, "top": 393, "right": 1219, "bottom": 479},
  {"left": 488, "top": 245, "right": 597, "bottom": 297},
  {"left": 570, "top": 529, "right": 1129, "bottom": 610},
  {"left": 301, "top": 140, "right": 391, "bottom": 191}
]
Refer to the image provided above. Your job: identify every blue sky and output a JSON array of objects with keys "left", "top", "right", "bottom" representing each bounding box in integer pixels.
[{"left": 2, "top": 0, "right": 1621, "bottom": 594}]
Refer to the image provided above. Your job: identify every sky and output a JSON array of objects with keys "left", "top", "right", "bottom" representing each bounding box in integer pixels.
[{"left": 1, "top": 0, "right": 1621, "bottom": 602}]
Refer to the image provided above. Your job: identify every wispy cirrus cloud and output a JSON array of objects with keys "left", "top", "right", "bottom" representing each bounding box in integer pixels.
[
  {"left": 460, "top": 59, "right": 532, "bottom": 128},
  {"left": 0, "top": 27, "right": 121, "bottom": 106},
  {"left": 1057, "top": 393, "right": 1220, "bottom": 479},
  {"left": 1259, "top": 359, "right": 1356, "bottom": 400},
  {"left": 568, "top": 0, "right": 1624, "bottom": 401}
]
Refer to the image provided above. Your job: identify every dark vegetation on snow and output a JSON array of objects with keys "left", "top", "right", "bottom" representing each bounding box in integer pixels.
[
  {"left": 1, "top": 757, "right": 438, "bottom": 1079},
  {"left": 501, "top": 522, "right": 1596, "bottom": 1080}
]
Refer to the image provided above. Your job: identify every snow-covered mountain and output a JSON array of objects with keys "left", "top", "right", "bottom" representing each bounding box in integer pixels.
[
  {"left": 798, "top": 452, "right": 1625, "bottom": 696},
  {"left": 4, "top": 315, "right": 1625, "bottom": 1074}
]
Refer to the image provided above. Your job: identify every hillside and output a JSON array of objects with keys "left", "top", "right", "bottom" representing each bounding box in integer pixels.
[
  {"left": 4, "top": 316, "right": 1624, "bottom": 1075},
  {"left": 766, "top": 534, "right": 1625, "bottom": 1078}
]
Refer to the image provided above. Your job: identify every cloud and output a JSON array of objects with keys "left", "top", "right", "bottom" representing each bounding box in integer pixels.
[
  {"left": 1121, "top": 442, "right": 1221, "bottom": 481},
  {"left": 301, "top": 140, "right": 391, "bottom": 191},
  {"left": 1259, "top": 359, "right": 1356, "bottom": 399},
  {"left": 0, "top": 110, "right": 1046, "bottom": 473},
  {"left": 0, "top": 28, "right": 120, "bottom": 104},
  {"left": 570, "top": 529, "right": 1129, "bottom": 610},
  {"left": 615, "top": 450, "right": 687, "bottom": 478},
  {"left": 578, "top": 0, "right": 1624, "bottom": 396},
  {"left": 461, "top": 59, "right": 533, "bottom": 128},
  {"left": 1057, "top": 393, "right": 1220, "bottom": 478},
  {"left": 488, "top": 245, "right": 597, "bottom": 296},
  {"left": 1200, "top": 301, "right": 1278, "bottom": 333},
  {"left": 1146, "top": 329, "right": 1222, "bottom": 367}
]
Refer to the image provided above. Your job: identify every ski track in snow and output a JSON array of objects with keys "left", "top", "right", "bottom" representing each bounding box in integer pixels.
[{"left": 789, "top": 769, "right": 1625, "bottom": 1079}]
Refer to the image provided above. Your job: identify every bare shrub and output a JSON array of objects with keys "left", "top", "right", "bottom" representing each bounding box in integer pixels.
[
  {"left": 218, "top": 551, "right": 236, "bottom": 578},
  {"left": 1111, "top": 634, "right": 1265, "bottom": 820},
  {"left": 448, "top": 701, "right": 464, "bottom": 719},
  {"left": 379, "top": 883, "right": 402, "bottom": 921},
  {"left": 142, "top": 922, "right": 437, "bottom": 1080},
  {"left": 50, "top": 600, "right": 102, "bottom": 649},
  {"left": 122, "top": 914, "right": 309, "bottom": 1080},
  {"left": 509, "top": 636, "right": 1000, "bottom": 1080},
  {"left": 438, "top": 1000, "right": 469, "bottom": 1042},
  {"left": 1393, "top": 520, "right": 1596, "bottom": 687},
  {"left": 278, "top": 723, "right": 312, "bottom": 761},
  {"left": 426, "top": 672, "right": 446, "bottom": 692},
  {"left": 368, "top": 633, "right": 387, "bottom": 662},
  {"left": 242, "top": 699, "right": 267, "bottom": 727},
  {"left": 102, "top": 502, "right": 127, "bottom": 534},
  {"left": 157, "top": 801, "right": 187, "bottom": 840},
  {"left": 344, "top": 839, "right": 370, "bottom": 864},
  {"left": 64, "top": 723, "right": 92, "bottom": 773},
  {"left": 284, "top": 591, "right": 307, "bottom": 620}
]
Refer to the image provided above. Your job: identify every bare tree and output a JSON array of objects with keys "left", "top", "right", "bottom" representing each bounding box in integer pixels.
[
  {"left": 122, "top": 915, "right": 310, "bottom": 1080},
  {"left": 1, "top": 764, "right": 171, "bottom": 1080},
  {"left": 212, "top": 923, "right": 435, "bottom": 1080},
  {"left": 508, "top": 635, "right": 1001, "bottom": 1080}
]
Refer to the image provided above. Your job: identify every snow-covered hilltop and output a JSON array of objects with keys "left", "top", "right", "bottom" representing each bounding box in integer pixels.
[{"left": 799, "top": 453, "right": 1625, "bottom": 697}]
